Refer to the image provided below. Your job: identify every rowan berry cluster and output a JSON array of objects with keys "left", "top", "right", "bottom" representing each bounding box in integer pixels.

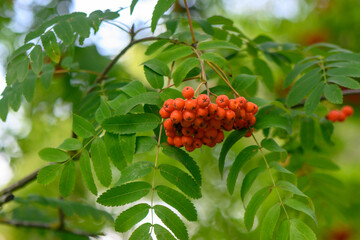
[
  {"left": 326, "top": 105, "right": 354, "bottom": 122},
  {"left": 159, "top": 86, "right": 258, "bottom": 152}
]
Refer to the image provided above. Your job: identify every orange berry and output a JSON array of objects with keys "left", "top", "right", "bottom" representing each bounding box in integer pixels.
[
  {"left": 194, "top": 129, "right": 205, "bottom": 138},
  {"left": 166, "top": 130, "right": 175, "bottom": 137},
  {"left": 170, "top": 110, "right": 182, "bottom": 124},
  {"left": 174, "top": 136, "right": 183, "bottom": 147},
  {"left": 159, "top": 107, "right": 170, "bottom": 118},
  {"left": 208, "top": 103, "right": 218, "bottom": 115},
  {"left": 185, "top": 145, "right": 195, "bottom": 152},
  {"left": 205, "top": 128, "right": 218, "bottom": 139},
  {"left": 253, "top": 104, "right": 258, "bottom": 114},
  {"left": 182, "top": 86, "right": 194, "bottom": 99},
  {"left": 193, "top": 118, "right": 204, "bottom": 128},
  {"left": 222, "top": 122, "right": 234, "bottom": 131},
  {"left": 245, "top": 130, "right": 252, "bottom": 138},
  {"left": 216, "top": 95, "right": 229, "bottom": 108},
  {"left": 239, "top": 109, "right": 246, "bottom": 119},
  {"left": 201, "top": 137, "right": 212, "bottom": 146},
  {"left": 174, "top": 98, "right": 185, "bottom": 111},
  {"left": 197, "top": 107, "right": 209, "bottom": 118},
  {"left": 167, "top": 137, "right": 174, "bottom": 145},
  {"left": 197, "top": 94, "right": 210, "bottom": 108},
  {"left": 215, "top": 107, "right": 226, "bottom": 120},
  {"left": 183, "top": 110, "right": 196, "bottom": 122},
  {"left": 214, "top": 130, "right": 224, "bottom": 143},
  {"left": 207, "top": 140, "right": 216, "bottom": 148},
  {"left": 248, "top": 116, "right": 256, "bottom": 126},
  {"left": 225, "top": 109, "right": 235, "bottom": 122},
  {"left": 163, "top": 99, "right": 174, "bottom": 112},
  {"left": 181, "top": 120, "right": 192, "bottom": 128},
  {"left": 182, "top": 127, "right": 194, "bottom": 136},
  {"left": 236, "top": 97, "right": 247, "bottom": 108},
  {"left": 245, "top": 102, "right": 256, "bottom": 113},
  {"left": 184, "top": 99, "right": 197, "bottom": 111},
  {"left": 326, "top": 110, "right": 339, "bottom": 122},
  {"left": 182, "top": 136, "right": 194, "bottom": 146},
  {"left": 209, "top": 118, "right": 221, "bottom": 129},
  {"left": 228, "top": 99, "right": 239, "bottom": 111},
  {"left": 245, "top": 113, "right": 253, "bottom": 121},
  {"left": 164, "top": 119, "right": 174, "bottom": 130},
  {"left": 338, "top": 111, "right": 346, "bottom": 122},
  {"left": 193, "top": 138, "right": 203, "bottom": 148},
  {"left": 341, "top": 105, "right": 354, "bottom": 117}
]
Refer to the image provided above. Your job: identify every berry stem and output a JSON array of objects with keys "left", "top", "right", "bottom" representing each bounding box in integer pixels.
[
  {"left": 183, "top": 0, "right": 196, "bottom": 44},
  {"left": 249, "top": 130, "right": 290, "bottom": 220}
]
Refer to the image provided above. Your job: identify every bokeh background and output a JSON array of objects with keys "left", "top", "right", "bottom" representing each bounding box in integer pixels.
[{"left": 0, "top": 0, "right": 360, "bottom": 239}]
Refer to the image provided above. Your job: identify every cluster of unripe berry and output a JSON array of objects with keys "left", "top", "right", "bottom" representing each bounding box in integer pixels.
[
  {"left": 159, "top": 86, "right": 258, "bottom": 152},
  {"left": 326, "top": 105, "right": 354, "bottom": 122}
]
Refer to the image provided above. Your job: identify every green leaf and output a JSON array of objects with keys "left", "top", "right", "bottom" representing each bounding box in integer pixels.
[
  {"left": 103, "top": 132, "right": 127, "bottom": 171},
  {"left": 270, "top": 162, "right": 293, "bottom": 175},
  {"left": 284, "top": 60, "right": 319, "bottom": 88},
  {"left": 161, "top": 144, "right": 202, "bottom": 185},
  {"left": 285, "top": 199, "right": 317, "bottom": 225},
  {"left": 59, "top": 160, "right": 76, "bottom": 197},
  {"left": 9, "top": 43, "right": 34, "bottom": 61},
  {"left": 289, "top": 219, "right": 316, "bottom": 240},
  {"left": 101, "top": 113, "right": 161, "bottom": 134},
  {"left": 8, "top": 83, "right": 22, "bottom": 111},
  {"left": 39, "top": 148, "right": 70, "bottom": 162},
  {"left": 200, "top": 52, "right": 228, "bottom": 69},
  {"left": 207, "top": 15, "right": 233, "bottom": 25},
  {"left": 320, "top": 118, "right": 334, "bottom": 145},
  {"left": 116, "top": 161, "right": 154, "bottom": 185},
  {"left": 145, "top": 39, "right": 169, "bottom": 55},
  {"left": 286, "top": 68, "right": 322, "bottom": 107},
  {"left": 70, "top": 15, "right": 90, "bottom": 38},
  {"left": 30, "top": 45, "right": 43, "bottom": 75},
  {"left": 151, "top": 0, "right": 176, "bottom": 32},
  {"left": 305, "top": 82, "right": 325, "bottom": 115},
  {"left": 0, "top": 96, "right": 8, "bottom": 121},
  {"left": 16, "top": 58, "right": 30, "bottom": 83},
  {"left": 154, "top": 205, "right": 189, "bottom": 240},
  {"left": 160, "top": 88, "right": 183, "bottom": 101},
  {"left": 253, "top": 58, "right": 274, "bottom": 90},
  {"left": 114, "top": 92, "right": 161, "bottom": 115},
  {"left": 240, "top": 166, "right": 266, "bottom": 202},
  {"left": 325, "top": 52, "right": 360, "bottom": 62},
  {"left": 135, "top": 136, "right": 157, "bottom": 154},
  {"left": 130, "top": 0, "right": 140, "bottom": 14},
  {"left": 260, "top": 204, "right": 281, "bottom": 240},
  {"left": 255, "top": 114, "right": 292, "bottom": 134},
  {"left": 143, "top": 58, "right": 170, "bottom": 76},
  {"left": 79, "top": 151, "right": 97, "bottom": 195},
  {"left": 300, "top": 117, "right": 315, "bottom": 150},
  {"left": 303, "top": 156, "right": 339, "bottom": 170},
  {"left": 40, "top": 64, "right": 55, "bottom": 89},
  {"left": 156, "top": 45, "right": 193, "bottom": 64},
  {"left": 115, "top": 203, "right": 150, "bottom": 232},
  {"left": 95, "top": 97, "right": 111, "bottom": 123},
  {"left": 23, "top": 71, "right": 37, "bottom": 102},
  {"left": 37, "top": 164, "right": 63, "bottom": 185},
  {"left": 261, "top": 138, "right": 285, "bottom": 152},
  {"left": 277, "top": 180, "right": 307, "bottom": 198},
  {"left": 158, "top": 164, "right": 201, "bottom": 199},
  {"left": 227, "top": 145, "right": 259, "bottom": 195},
  {"left": 277, "top": 219, "right": 290, "bottom": 240},
  {"left": 232, "top": 74, "right": 257, "bottom": 92},
  {"left": 156, "top": 185, "right": 197, "bottom": 221},
  {"left": 244, "top": 187, "right": 272, "bottom": 231},
  {"left": 129, "top": 223, "right": 152, "bottom": 240},
  {"left": 54, "top": 21, "right": 74, "bottom": 44},
  {"left": 90, "top": 137, "right": 112, "bottom": 187},
  {"left": 41, "top": 31, "right": 61, "bottom": 63},
  {"left": 144, "top": 66, "right": 164, "bottom": 89},
  {"left": 219, "top": 129, "right": 247, "bottom": 177},
  {"left": 97, "top": 181, "right": 152, "bottom": 207},
  {"left": 197, "top": 40, "right": 240, "bottom": 51},
  {"left": 327, "top": 67, "right": 360, "bottom": 78},
  {"left": 72, "top": 114, "right": 96, "bottom": 138},
  {"left": 154, "top": 224, "right": 176, "bottom": 240},
  {"left": 324, "top": 84, "right": 343, "bottom": 104},
  {"left": 172, "top": 58, "right": 199, "bottom": 87},
  {"left": 327, "top": 76, "right": 360, "bottom": 89},
  {"left": 58, "top": 138, "right": 82, "bottom": 151}
]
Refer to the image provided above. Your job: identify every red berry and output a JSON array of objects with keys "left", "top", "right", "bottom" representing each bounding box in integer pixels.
[
  {"left": 194, "top": 129, "right": 204, "bottom": 138},
  {"left": 197, "top": 107, "right": 209, "bottom": 118},
  {"left": 214, "top": 130, "right": 224, "bottom": 143},
  {"left": 208, "top": 103, "right": 218, "bottom": 115},
  {"left": 253, "top": 104, "right": 258, "bottom": 114},
  {"left": 215, "top": 107, "right": 226, "bottom": 120},
  {"left": 245, "top": 102, "right": 256, "bottom": 113},
  {"left": 245, "top": 130, "right": 252, "bottom": 138},
  {"left": 185, "top": 145, "right": 195, "bottom": 152},
  {"left": 341, "top": 105, "right": 354, "bottom": 117},
  {"left": 184, "top": 99, "right": 197, "bottom": 111},
  {"left": 182, "top": 136, "right": 194, "bottom": 146},
  {"left": 174, "top": 136, "right": 183, "bottom": 147},
  {"left": 174, "top": 98, "right": 185, "bottom": 111},
  {"left": 182, "top": 86, "right": 194, "bottom": 99},
  {"left": 326, "top": 110, "right": 339, "bottom": 122},
  {"left": 338, "top": 111, "right": 346, "bottom": 122},
  {"left": 228, "top": 99, "right": 239, "bottom": 111},
  {"left": 216, "top": 95, "right": 229, "bottom": 108},
  {"left": 159, "top": 108, "right": 170, "bottom": 118},
  {"left": 170, "top": 110, "right": 182, "bottom": 124},
  {"left": 193, "top": 118, "right": 204, "bottom": 128},
  {"left": 182, "top": 127, "right": 194, "bottom": 136},
  {"left": 236, "top": 97, "right": 247, "bottom": 108},
  {"left": 201, "top": 137, "right": 212, "bottom": 146},
  {"left": 248, "top": 116, "right": 256, "bottom": 126},
  {"left": 181, "top": 120, "right": 192, "bottom": 128},
  {"left": 193, "top": 138, "right": 203, "bottom": 148},
  {"left": 209, "top": 118, "right": 221, "bottom": 129},
  {"left": 225, "top": 109, "right": 235, "bottom": 122},
  {"left": 163, "top": 99, "right": 174, "bottom": 112},
  {"left": 166, "top": 130, "right": 175, "bottom": 137},
  {"left": 164, "top": 119, "right": 174, "bottom": 130},
  {"left": 197, "top": 94, "right": 210, "bottom": 108},
  {"left": 183, "top": 110, "right": 196, "bottom": 122},
  {"left": 167, "top": 137, "right": 174, "bottom": 145},
  {"left": 205, "top": 128, "right": 218, "bottom": 139}
]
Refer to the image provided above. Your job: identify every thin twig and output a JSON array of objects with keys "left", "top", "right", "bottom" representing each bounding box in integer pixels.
[
  {"left": 183, "top": 0, "right": 196, "bottom": 44},
  {"left": 54, "top": 69, "right": 102, "bottom": 77}
]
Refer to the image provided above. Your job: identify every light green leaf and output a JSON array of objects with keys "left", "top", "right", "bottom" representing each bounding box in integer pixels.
[
  {"left": 270, "top": 162, "right": 293, "bottom": 175},
  {"left": 115, "top": 92, "right": 161, "bottom": 115},
  {"left": 284, "top": 60, "right": 319, "bottom": 88},
  {"left": 260, "top": 204, "right": 281, "bottom": 240},
  {"left": 285, "top": 199, "right": 317, "bottom": 225},
  {"left": 320, "top": 118, "right": 334, "bottom": 145},
  {"left": 115, "top": 203, "right": 150, "bottom": 232},
  {"left": 327, "top": 67, "right": 360, "bottom": 78},
  {"left": 255, "top": 114, "right": 292, "bottom": 134},
  {"left": 162, "top": 144, "right": 202, "bottom": 185},
  {"left": 54, "top": 21, "right": 74, "bottom": 44},
  {"left": 244, "top": 187, "right": 272, "bottom": 231},
  {"left": 37, "top": 164, "right": 63, "bottom": 185},
  {"left": 253, "top": 58, "right": 274, "bottom": 90},
  {"left": 305, "top": 82, "right": 325, "bottom": 115},
  {"left": 23, "top": 71, "right": 37, "bottom": 102},
  {"left": 58, "top": 138, "right": 82, "bottom": 151},
  {"left": 327, "top": 76, "right": 360, "bottom": 89},
  {"left": 144, "top": 66, "right": 164, "bottom": 89},
  {"left": 120, "top": 81, "right": 146, "bottom": 97},
  {"left": 97, "top": 181, "right": 152, "bottom": 206},
  {"left": 201, "top": 52, "right": 228, "bottom": 69},
  {"left": 227, "top": 145, "right": 259, "bottom": 195},
  {"left": 8, "top": 83, "right": 22, "bottom": 111},
  {"left": 160, "top": 88, "right": 183, "bottom": 101},
  {"left": 70, "top": 15, "right": 90, "bottom": 38},
  {"left": 277, "top": 219, "right": 290, "bottom": 240},
  {"left": 0, "top": 96, "right": 8, "bottom": 122},
  {"left": 95, "top": 97, "right": 111, "bottom": 123},
  {"left": 30, "top": 45, "right": 43, "bottom": 75},
  {"left": 154, "top": 205, "right": 189, "bottom": 240},
  {"left": 116, "top": 161, "right": 154, "bottom": 185},
  {"left": 135, "top": 136, "right": 157, "bottom": 154},
  {"left": 325, "top": 52, "right": 360, "bottom": 62},
  {"left": 91, "top": 137, "right": 112, "bottom": 187},
  {"left": 207, "top": 15, "right": 233, "bottom": 25},
  {"left": 9, "top": 43, "right": 34, "bottom": 61},
  {"left": 143, "top": 58, "right": 170, "bottom": 76},
  {"left": 289, "top": 219, "right": 317, "bottom": 240},
  {"left": 101, "top": 113, "right": 161, "bottom": 134},
  {"left": 172, "top": 58, "right": 199, "bottom": 87},
  {"left": 232, "top": 74, "right": 257, "bottom": 92},
  {"left": 129, "top": 223, "right": 152, "bottom": 240},
  {"left": 240, "top": 166, "right": 266, "bottom": 202},
  {"left": 40, "top": 64, "right": 55, "bottom": 89},
  {"left": 59, "top": 160, "right": 76, "bottom": 197},
  {"left": 41, "top": 31, "right": 61, "bottom": 63},
  {"left": 16, "top": 58, "right": 30, "bottom": 83},
  {"left": 324, "top": 84, "right": 343, "bottom": 104},
  {"left": 151, "top": 0, "right": 176, "bottom": 32},
  {"left": 156, "top": 185, "right": 197, "bottom": 221},
  {"left": 103, "top": 132, "right": 127, "bottom": 171},
  {"left": 303, "top": 156, "right": 339, "bottom": 170},
  {"left": 261, "top": 138, "right": 285, "bottom": 152},
  {"left": 39, "top": 148, "right": 70, "bottom": 162},
  {"left": 158, "top": 164, "right": 201, "bottom": 199},
  {"left": 72, "top": 114, "right": 96, "bottom": 138},
  {"left": 79, "top": 151, "right": 97, "bottom": 195},
  {"left": 154, "top": 224, "right": 176, "bottom": 240},
  {"left": 277, "top": 180, "right": 307, "bottom": 198},
  {"left": 145, "top": 39, "right": 169, "bottom": 55},
  {"left": 197, "top": 40, "right": 240, "bottom": 51},
  {"left": 300, "top": 117, "right": 315, "bottom": 150},
  {"left": 156, "top": 45, "right": 193, "bottom": 64}
]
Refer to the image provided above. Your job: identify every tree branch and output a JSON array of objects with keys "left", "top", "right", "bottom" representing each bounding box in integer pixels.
[{"left": 0, "top": 168, "right": 40, "bottom": 196}]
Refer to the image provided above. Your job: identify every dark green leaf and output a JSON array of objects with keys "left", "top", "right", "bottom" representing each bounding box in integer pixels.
[
  {"left": 58, "top": 138, "right": 82, "bottom": 151},
  {"left": 79, "top": 151, "right": 97, "bottom": 195},
  {"left": 289, "top": 219, "right": 316, "bottom": 240},
  {"left": 135, "top": 136, "right": 157, "bottom": 154},
  {"left": 0, "top": 96, "right": 8, "bottom": 122},
  {"left": 72, "top": 114, "right": 96, "bottom": 138},
  {"left": 327, "top": 67, "right": 360, "bottom": 78},
  {"left": 158, "top": 164, "right": 201, "bottom": 199},
  {"left": 320, "top": 118, "right": 334, "bottom": 145},
  {"left": 303, "top": 156, "right": 339, "bottom": 170},
  {"left": 156, "top": 185, "right": 197, "bottom": 221},
  {"left": 101, "top": 113, "right": 161, "bottom": 134},
  {"left": 285, "top": 199, "right": 317, "bottom": 225},
  {"left": 195, "top": 19, "right": 214, "bottom": 35},
  {"left": 37, "top": 164, "right": 63, "bottom": 185},
  {"left": 129, "top": 223, "right": 152, "bottom": 240},
  {"left": 154, "top": 224, "right": 176, "bottom": 240},
  {"left": 244, "top": 187, "right": 272, "bottom": 231},
  {"left": 17, "top": 57, "right": 30, "bottom": 83},
  {"left": 151, "top": 0, "right": 176, "bottom": 32},
  {"left": 91, "top": 137, "right": 112, "bottom": 187},
  {"left": 277, "top": 180, "right": 307, "bottom": 198},
  {"left": 39, "top": 148, "right": 70, "bottom": 162},
  {"left": 232, "top": 74, "right": 257, "bottom": 92},
  {"left": 327, "top": 76, "right": 360, "bottom": 89},
  {"left": 54, "top": 21, "right": 74, "bottom": 44},
  {"left": 115, "top": 203, "right": 150, "bottom": 232},
  {"left": 70, "top": 15, "right": 90, "bottom": 38},
  {"left": 240, "top": 166, "right": 266, "bottom": 202},
  {"left": 116, "top": 161, "right": 154, "bottom": 185},
  {"left": 40, "top": 64, "right": 55, "bottom": 89},
  {"left": 30, "top": 45, "right": 43, "bottom": 75},
  {"left": 8, "top": 83, "right": 22, "bottom": 111},
  {"left": 161, "top": 144, "right": 202, "bottom": 185},
  {"left": 97, "top": 181, "right": 152, "bottom": 206},
  {"left": 154, "top": 205, "right": 189, "bottom": 240},
  {"left": 261, "top": 138, "right": 285, "bottom": 152},
  {"left": 284, "top": 60, "right": 319, "bottom": 88},
  {"left": 277, "top": 219, "right": 290, "bottom": 240},
  {"left": 160, "top": 88, "right": 183, "bottom": 101},
  {"left": 305, "top": 82, "right": 324, "bottom": 115},
  {"left": 197, "top": 40, "right": 240, "bottom": 51},
  {"left": 201, "top": 52, "right": 228, "bottom": 69},
  {"left": 59, "top": 160, "right": 76, "bottom": 197},
  {"left": 143, "top": 58, "right": 170, "bottom": 76},
  {"left": 145, "top": 39, "right": 169, "bottom": 55},
  {"left": 324, "top": 84, "right": 343, "bottom": 104},
  {"left": 300, "top": 117, "right": 315, "bottom": 150},
  {"left": 41, "top": 31, "right": 61, "bottom": 63},
  {"left": 227, "top": 145, "right": 259, "bottom": 195},
  {"left": 130, "top": 0, "right": 140, "bottom": 14},
  {"left": 172, "top": 58, "right": 199, "bottom": 87},
  {"left": 103, "top": 132, "right": 127, "bottom": 171},
  {"left": 144, "top": 66, "right": 164, "bottom": 89},
  {"left": 156, "top": 45, "right": 193, "bottom": 64},
  {"left": 95, "top": 97, "right": 111, "bottom": 123},
  {"left": 253, "top": 58, "right": 274, "bottom": 90},
  {"left": 23, "top": 71, "right": 37, "bottom": 102},
  {"left": 260, "top": 204, "right": 280, "bottom": 240},
  {"left": 325, "top": 52, "right": 360, "bottom": 62},
  {"left": 207, "top": 15, "right": 233, "bottom": 25},
  {"left": 115, "top": 92, "right": 161, "bottom": 115},
  {"left": 255, "top": 114, "right": 292, "bottom": 134},
  {"left": 9, "top": 43, "right": 34, "bottom": 61},
  {"left": 270, "top": 162, "right": 293, "bottom": 175}
]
